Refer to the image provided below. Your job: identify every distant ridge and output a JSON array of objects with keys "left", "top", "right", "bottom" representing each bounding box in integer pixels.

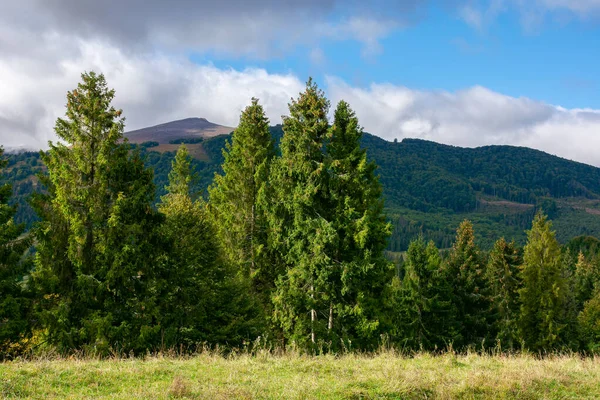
[{"left": 125, "top": 117, "right": 233, "bottom": 144}]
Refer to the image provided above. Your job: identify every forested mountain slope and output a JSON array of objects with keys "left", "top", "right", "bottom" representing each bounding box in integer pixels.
[{"left": 4, "top": 121, "right": 600, "bottom": 250}]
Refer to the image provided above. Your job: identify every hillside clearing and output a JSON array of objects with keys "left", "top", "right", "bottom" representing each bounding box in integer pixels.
[{"left": 2, "top": 352, "right": 600, "bottom": 399}]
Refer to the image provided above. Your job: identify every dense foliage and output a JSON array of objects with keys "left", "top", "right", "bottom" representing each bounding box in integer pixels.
[{"left": 1, "top": 72, "right": 600, "bottom": 358}]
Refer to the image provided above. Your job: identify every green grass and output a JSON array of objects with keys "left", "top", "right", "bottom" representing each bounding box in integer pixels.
[{"left": 2, "top": 352, "right": 600, "bottom": 399}]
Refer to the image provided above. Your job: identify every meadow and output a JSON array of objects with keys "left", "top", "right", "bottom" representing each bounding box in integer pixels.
[{"left": 2, "top": 351, "right": 600, "bottom": 399}]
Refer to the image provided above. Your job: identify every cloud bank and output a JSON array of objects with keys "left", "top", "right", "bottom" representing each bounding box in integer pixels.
[{"left": 1, "top": 0, "right": 600, "bottom": 167}]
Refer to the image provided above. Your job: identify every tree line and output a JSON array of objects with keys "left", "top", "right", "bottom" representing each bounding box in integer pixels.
[{"left": 1, "top": 72, "right": 599, "bottom": 358}]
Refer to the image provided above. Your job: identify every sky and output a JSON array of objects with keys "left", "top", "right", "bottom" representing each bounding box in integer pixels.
[{"left": 1, "top": 0, "right": 600, "bottom": 165}]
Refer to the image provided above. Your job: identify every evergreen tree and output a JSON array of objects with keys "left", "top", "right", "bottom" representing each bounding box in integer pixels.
[
  {"left": 32, "top": 72, "right": 161, "bottom": 354},
  {"left": 444, "top": 220, "right": 490, "bottom": 348},
  {"left": 324, "top": 100, "right": 392, "bottom": 348},
  {"left": 574, "top": 252, "right": 600, "bottom": 309},
  {"left": 486, "top": 238, "right": 522, "bottom": 350},
  {"left": 578, "top": 288, "right": 600, "bottom": 353},
  {"left": 158, "top": 145, "right": 259, "bottom": 347},
  {"left": 0, "top": 147, "right": 32, "bottom": 357},
  {"left": 208, "top": 98, "right": 276, "bottom": 312},
  {"left": 519, "top": 212, "right": 567, "bottom": 352},
  {"left": 269, "top": 79, "right": 337, "bottom": 349}
]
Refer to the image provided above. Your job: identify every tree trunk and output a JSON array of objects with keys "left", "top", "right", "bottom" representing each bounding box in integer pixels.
[
  {"left": 328, "top": 302, "right": 333, "bottom": 331},
  {"left": 311, "top": 283, "right": 316, "bottom": 344}
]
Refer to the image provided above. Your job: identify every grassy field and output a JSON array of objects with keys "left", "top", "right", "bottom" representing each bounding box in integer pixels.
[{"left": 2, "top": 352, "right": 600, "bottom": 399}]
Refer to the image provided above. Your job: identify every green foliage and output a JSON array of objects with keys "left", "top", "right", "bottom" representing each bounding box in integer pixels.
[
  {"left": 519, "top": 212, "right": 568, "bottom": 352},
  {"left": 390, "top": 238, "right": 455, "bottom": 350},
  {"left": 323, "top": 100, "right": 393, "bottom": 349},
  {"left": 578, "top": 289, "right": 600, "bottom": 353},
  {"left": 444, "top": 220, "right": 490, "bottom": 348},
  {"left": 169, "top": 137, "right": 203, "bottom": 145},
  {"left": 4, "top": 70, "right": 600, "bottom": 356},
  {"left": 32, "top": 71, "right": 162, "bottom": 354},
  {"left": 269, "top": 87, "right": 393, "bottom": 351},
  {"left": 0, "top": 147, "right": 32, "bottom": 358},
  {"left": 269, "top": 79, "right": 335, "bottom": 349},
  {"left": 208, "top": 99, "right": 276, "bottom": 314},
  {"left": 8, "top": 130, "right": 600, "bottom": 252},
  {"left": 486, "top": 238, "right": 523, "bottom": 350},
  {"left": 158, "top": 145, "right": 259, "bottom": 347}
]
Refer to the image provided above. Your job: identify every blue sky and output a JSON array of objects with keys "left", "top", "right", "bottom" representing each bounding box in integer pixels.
[
  {"left": 1, "top": 0, "right": 600, "bottom": 165},
  {"left": 196, "top": 1, "right": 600, "bottom": 109}
]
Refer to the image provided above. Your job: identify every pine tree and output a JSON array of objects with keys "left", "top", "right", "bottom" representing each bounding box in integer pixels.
[
  {"left": 159, "top": 145, "right": 259, "bottom": 347},
  {"left": 444, "top": 220, "right": 490, "bottom": 348},
  {"left": 269, "top": 79, "right": 336, "bottom": 349},
  {"left": 0, "top": 147, "right": 32, "bottom": 357},
  {"left": 208, "top": 98, "right": 275, "bottom": 312},
  {"left": 486, "top": 238, "right": 522, "bottom": 350},
  {"left": 32, "top": 71, "right": 161, "bottom": 353},
  {"left": 519, "top": 212, "right": 567, "bottom": 352},
  {"left": 324, "top": 100, "right": 392, "bottom": 348}
]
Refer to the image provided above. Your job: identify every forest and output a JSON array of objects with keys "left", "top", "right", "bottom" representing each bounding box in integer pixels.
[{"left": 1, "top": 71, "right": 600, "bottom": 359}]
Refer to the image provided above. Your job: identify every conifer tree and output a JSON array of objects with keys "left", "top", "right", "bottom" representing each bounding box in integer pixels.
[
  {"left": 396, "top": 238, "right": 434, "bottom": 348},
  {"left": 392, "top": 239, "right": 458, "bottom": 350},
  {"left": 32, "top": 72, "right": 161, "bottom": 353},
  {"left": 158, "top": 145, "right": 259, "bottom": 347},
  {"left": 269, "top": 79, "right": 336, "bottom": 349},
  {"left": 444, "top": 220, "right": 490, "bottom": 348},
  {"left": 486, "top": 238, "right": 522, "bottom": 350},
  {"left": 578, "top": 288, "right": 600, "bottom": 353},
  {"left": 0, "top": 147, "right": 32, "bottom": 357},
  {"left": 574, "top": 252, "right": 600, "bottom": 309},
  {"left": 324, "top": 100, "right": 392, "bottom": 348},
  {"left": 208, "top": 98, "right": 275, "bottom": 311},
  {"left": 519, "top": 212, "right": 567, "bottom": 352}
]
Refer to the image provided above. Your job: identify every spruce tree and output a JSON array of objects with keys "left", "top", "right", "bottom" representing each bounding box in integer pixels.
[
  {"left": 0, "top": 147, "right": 32, "bottom": 357},
  {"left": 159, "top": 145, "right": 259, "bottom": 347},
  {"left": 269, "top": 79, "right": 336, "bottom": 349},
  {"left": 396, "top": 238, "right": 434, "bottom": 349},
  {"left": 486, "top": 238, "right": 522, "bottom": 350},
  {"left": 324, "top": 100, "right": 392, "bottom": 348},
  {"left": 578, "top": 288, "right": 600, "bottom": 353},
  {"left": 519, "top": 212, "right": 567, "bottom": 352},
  {"left": 32, "top": 72, "right": 161, "bottom": 353},
  {"left": 574, "top": 252, "right": 600, "bottom": 309},
  {"left": 208, "top": 98, "right": 275, "bottom": 312},
  {"left": 444, "top": 220, "right": 490, "bottom": 348},
  {"left": 393, "top": 238, "right": 457, "bottom": 350}
]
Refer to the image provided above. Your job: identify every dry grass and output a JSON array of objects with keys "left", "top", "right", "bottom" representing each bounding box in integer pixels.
[{"left": 1, "top": 351, "right": 600, "bottom": 399}]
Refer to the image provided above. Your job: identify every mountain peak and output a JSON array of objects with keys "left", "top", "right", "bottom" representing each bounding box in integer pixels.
[{"left": 125, "top": 117, "right": 233, "bottom": 144}]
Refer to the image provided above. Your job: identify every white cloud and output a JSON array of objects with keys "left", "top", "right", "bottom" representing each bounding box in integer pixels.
[
  {"left": 0, "top": 39, "right": 304, "bottom": 150},
  {"left": 459, "top": 0, "right": 600, "bottom": 30},
  {"left": 326, "top": 77, "right": 600, "bottom": 166}
]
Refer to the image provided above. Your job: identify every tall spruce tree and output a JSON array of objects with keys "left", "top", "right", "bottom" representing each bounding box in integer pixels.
[
  {"left": 444, "top": 220, "right": 490, "bottom": 348},
  {"left": 519, "top": 212, "right": 567, "bottom": 352},
  {"left": 208, "top": 98, "right": 275, "bottom": 311},
  {"left": 0, "top": 147, "right": 32, "bottom": 357},
  {"left": 32, "top": 72, "right": 162, "bottom": 354},
  {"left": 395, "top": 238, "right": 438, "bottom": 349},
  {"left": 158, "top": 145, "right": 259, "bottom": 347},
  {"left": 269, "top": 79, "right": 337, "bottom": 349},
  {"left": 486, "top": 238, "right": 522, "bottom": 350},
  {"left": 324, "top": 100, "right": 392, "bottom": 348}
]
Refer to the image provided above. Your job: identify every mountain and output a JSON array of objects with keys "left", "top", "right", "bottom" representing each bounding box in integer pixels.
[
  {"left": 125, "top": 117, "right": 233, "bottom": 144},
  {"left": 3, "top": 119, "right": 600, "bottom": 251}
]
